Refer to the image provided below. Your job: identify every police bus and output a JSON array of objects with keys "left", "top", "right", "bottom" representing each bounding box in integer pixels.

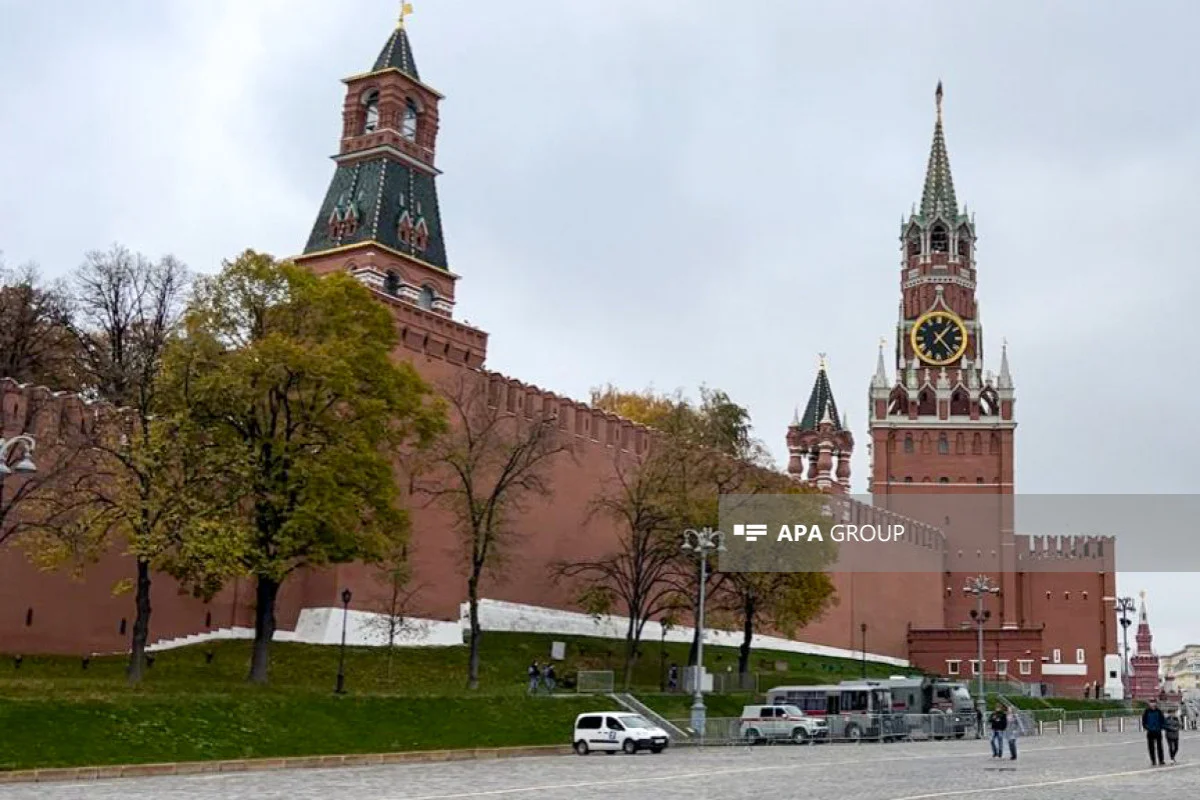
[
  {"left": 876, "top": 676, "right": 975, "bottom": 739},
  {"left": 765, "top": 682, "right": 906, "bottom": 742}
]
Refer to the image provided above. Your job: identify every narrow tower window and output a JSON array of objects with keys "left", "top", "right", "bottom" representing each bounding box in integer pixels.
[
  {"left": 402, "top": 98, "right": 419, "bottom": 141},
  {"left": 418, "top": 285, "right": 435, "bottom": 310},
  {"left": 384, "top": 271, "right": 401, "bottom": 296},
  {"left": 957, "top": 232, "right": 971, "bottom": 260},
  {"left": 363, "top": 90, "right": 380, "bottom": 134},
  {"left": 930, "top": 224, "right": 948, "bottom": 252},
  {"left": 904, "top": 435, "right": 914, "bottom": 453},
  {"left": 938, "top": 434, "right": 949, "bottom": 454}
]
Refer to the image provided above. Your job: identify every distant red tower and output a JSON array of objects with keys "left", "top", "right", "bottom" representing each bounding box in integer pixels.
[
  {"left": 1129, "top": 591, "right": 1162, "bottom": 702},
  {"left": 787, "top": 356, "right": 853, "bottom": 493}
]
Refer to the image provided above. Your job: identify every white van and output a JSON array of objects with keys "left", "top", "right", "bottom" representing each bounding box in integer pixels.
[{"left": 573, "top": 712, "right": 670, "bottom": 755}]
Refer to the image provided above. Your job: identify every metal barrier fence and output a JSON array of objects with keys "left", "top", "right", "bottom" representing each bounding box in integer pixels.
[
  {"left": 666, "top": 713, "right": 975, "bottom": 745},
  {"left": 662, "top": 712, "right": 1200, "bottom": 745}
]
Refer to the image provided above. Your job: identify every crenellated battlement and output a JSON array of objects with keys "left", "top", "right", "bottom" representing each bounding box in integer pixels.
[
  {"left": 1016, "top": 533, "right": 1115, "bottom": 565},
  {"left": 478, "top": 369, "right": 655, "bottom": 457},
  {"left": 0, "top": 377, "right": 115, "bottom": 444},
  {"left": 823, "top": 494, "right": 947, "bottom": 553}
]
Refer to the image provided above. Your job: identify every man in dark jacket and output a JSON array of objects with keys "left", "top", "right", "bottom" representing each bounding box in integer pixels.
[
  {"left": 988, "top": 703, "right": 1007, "bottom": 758},
  {"left": 1143, "top": 699, "right": 1166, "bottom": 766}
]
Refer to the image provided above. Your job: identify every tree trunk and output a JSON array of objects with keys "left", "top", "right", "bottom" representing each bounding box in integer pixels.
[
  {"left": 738, "top": 595, "right": 755, "bottom": 677},
  {"left": 466, "top": 573, "right": 482, "bottom": 690},
  {"left": 127, "top": 557, "right": 152, "bottom": 684},
  {"left": 248, "top": 576, "right": 280, "bottom": 684},
  {"left": 622, "top": 614, "right": 638, "bottom": 690}
]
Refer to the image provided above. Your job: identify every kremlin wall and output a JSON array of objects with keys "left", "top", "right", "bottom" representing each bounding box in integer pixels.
[{"left": 0, "top": 21, "right": 1119, "bottom": 697}]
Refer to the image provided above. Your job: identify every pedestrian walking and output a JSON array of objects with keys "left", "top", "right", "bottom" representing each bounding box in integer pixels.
[
  {"left": 1143, "top": 698, "right": 1166, "bottom": 766},
  {"left": 667, "top": 663, "right": 679, "bottom": 691},
  {"left": 543, "top": 663, "right": 557, "bottom": 693},
  {"left": 988, "top": 703, "right": 1007, "bottom": 758},
  {"left": 1165, "top": 708, "right": 1181, "bottom": 764},
  {"left": 527, "top": 661, "right": 541, "bottom": 694},
  {"left": 1005, "top": 708, "right": 1021, "bottom": 760}
]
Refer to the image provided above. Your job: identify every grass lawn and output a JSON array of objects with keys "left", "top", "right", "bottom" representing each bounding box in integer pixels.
[{"left": 0, "top": 631, "right": 914, "bottom": 770}]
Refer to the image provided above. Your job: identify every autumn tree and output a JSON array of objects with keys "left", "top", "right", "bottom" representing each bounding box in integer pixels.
[
  {"left": 418, "top": 372, "right": 573, "bottom": 690},
  {"left": 46, "top": 245, "right": 192, "bottom": 683},
  {"left": 158, "top": 251, "right": 445, "bottom": 683},
  {"left": 365, "top": 541, "right": 428, "bottom": 680},
  {"left": 590, "top": 385, "right": 776, "bottom": 665},
  {"left": 553, "top": 444, "right": 685, "bottom": 689},
  {"left": 714, "top": 485, "right": 839, "bottom": 676},
  {"left": 0, "top": 259, "right": 80, "bottom": 389}
]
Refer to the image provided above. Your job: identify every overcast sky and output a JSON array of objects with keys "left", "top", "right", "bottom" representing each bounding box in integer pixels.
[{"left": 2, "top": 0, "right": 1198, "bottom": 656}]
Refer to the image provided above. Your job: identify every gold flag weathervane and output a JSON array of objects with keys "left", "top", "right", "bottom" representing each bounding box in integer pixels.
[{"left": 398, "top": 2, "right": 414, "bottom": 28}]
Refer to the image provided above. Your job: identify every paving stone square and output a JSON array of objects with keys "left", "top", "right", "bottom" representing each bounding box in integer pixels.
[{"left": 2, "top": 731, "right": 1196, "bottom": 800}]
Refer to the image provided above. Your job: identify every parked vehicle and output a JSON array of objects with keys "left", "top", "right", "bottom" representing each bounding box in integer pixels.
[
  {"left": 739, "top": 704, "right": 828, "bottom": 744},
  {"left": 572, "top": 712, "right": 670, "bottom": 755},
  {"left": 766, "top": 682, "right": 905, "bottom": 742},
  {"left": 876, "top": 676, "right": 974, "bottom": 739}
]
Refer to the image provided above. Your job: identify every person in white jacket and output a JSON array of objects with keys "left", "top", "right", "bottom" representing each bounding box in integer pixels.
[{"left": 1004, "top": 709, "right": 1022, "bottom": 760}]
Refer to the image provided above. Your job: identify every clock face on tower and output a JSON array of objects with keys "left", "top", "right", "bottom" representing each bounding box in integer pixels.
[{"left": 910, "top": 310, "right": 968, "bottom": 366}]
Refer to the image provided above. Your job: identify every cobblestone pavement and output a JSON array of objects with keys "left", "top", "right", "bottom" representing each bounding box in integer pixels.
[{"left": 3, "top": 733, "right": 1196, "bottom": 800}]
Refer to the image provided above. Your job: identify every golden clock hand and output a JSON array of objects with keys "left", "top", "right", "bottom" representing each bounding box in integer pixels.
[{"left": 933, "top": 329, "right": 950, "bottom": 347}]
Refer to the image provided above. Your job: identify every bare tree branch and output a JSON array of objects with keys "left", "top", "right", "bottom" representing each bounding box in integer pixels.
[{"left": 416, "top": 371, "right": 575, "bottom": 689}]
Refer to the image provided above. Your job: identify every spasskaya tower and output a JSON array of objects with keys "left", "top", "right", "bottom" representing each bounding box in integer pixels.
[{"left": 867, "top": 82, "right": 1019, "bottom": 628}]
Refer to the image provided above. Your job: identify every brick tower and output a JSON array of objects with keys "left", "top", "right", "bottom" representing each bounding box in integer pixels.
[
  {"left": 787, "top": 357, "right": 853, "bottom": 493},
  {"left": 1129, "top": 591, "right": 1162, "bottom": 702},
  {"left": 867, "top": 82, "right": 1020, "bottom": 629},
  {"left": 293, "top": 11, "right": 488, "bottom": 370}
]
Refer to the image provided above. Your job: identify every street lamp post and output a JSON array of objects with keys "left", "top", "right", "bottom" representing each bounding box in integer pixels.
[
  {"left": 963, "top": 575, "right": 1000, "bottom": 737},
  {"left": 682, "top": 527, "right": 726, "bottom": 738},
  {"left": 1114, "top": 596, "right": 1135, "bottom": 700},
  {"left": 860, "top": 623, "right": 867, "bottom": 679},
  {"left": 335, "top": 588, "right": 352, "bottom": 694},
  {"left": 0, "top": 435, "right": 38, "bottom": 475}
]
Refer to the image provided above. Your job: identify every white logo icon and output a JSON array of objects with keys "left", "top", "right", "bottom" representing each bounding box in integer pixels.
[{"left": 733, "top": 524, "right": 768, "bottom": 543}]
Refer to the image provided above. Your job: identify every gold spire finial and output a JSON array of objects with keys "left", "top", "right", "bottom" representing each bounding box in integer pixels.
[
  {"left": 935, "top": 80, "right": 943, "bottom": 123},
  {"left": 398, "top": 1, "right": 414, "bottom": 28}
]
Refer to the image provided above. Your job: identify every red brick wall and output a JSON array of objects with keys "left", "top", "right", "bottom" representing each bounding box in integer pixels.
[{"left": 0, "top": 310, "right": 947, "bottom": 662}]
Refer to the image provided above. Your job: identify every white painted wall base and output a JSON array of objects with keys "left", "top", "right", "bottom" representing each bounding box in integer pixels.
[
  {"left": 460, "top": 599, "right": 909, "bottom": 666},
  {"left": 147, "top": 598, "right": 908, "bottom": 667}
]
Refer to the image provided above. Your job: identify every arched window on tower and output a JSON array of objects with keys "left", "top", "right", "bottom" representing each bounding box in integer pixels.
[
  {"left": 384, "top": 271, "right": 400, "bottom": 296},
  {"left": 938, "top": 434, "right": 949, "bottom": 454},
  {"left": 980, "top": 387, "right": 998, "bottom": 416},
  {"left": 418, "top": 285, "right": 435, "bottom": 310},
  {"left": 363, "top": 90, "right": 380, "bottom": 134},
  {"left": 930, "top": 224, "right": 948, "bottom": 253},
  {"left": 402, "top": 98, "right": 419, "bottom": 141},
  {"left": 907, "top": 235, "right": 921, "bottom": 258},
  {"left": 904, "top": 434, "right": 914, "bottom": 453},
  {"left": 917, "top": 387, "right": 936, "bottom": 416},
  {"left": 957, "top": 230, "right": 971, "bottom": 260},
  {"left": 888, "top": 386, "right": 909, "bottom": 416},
  {"left": 950, "top": 387, "right": 971, "bottom": 416}
]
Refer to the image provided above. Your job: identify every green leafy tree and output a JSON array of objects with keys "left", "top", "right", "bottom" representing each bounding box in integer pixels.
[{"left": 157, "top": 250, "right": 445, "bottom": 683}]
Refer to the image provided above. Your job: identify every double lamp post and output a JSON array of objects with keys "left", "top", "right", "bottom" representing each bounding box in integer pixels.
[
  {"left": 681, "top": 526, "right": 726, "bottom": 738},
  {"left": 963, "top": 574, "right": 1000, "bottom": 736}
]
